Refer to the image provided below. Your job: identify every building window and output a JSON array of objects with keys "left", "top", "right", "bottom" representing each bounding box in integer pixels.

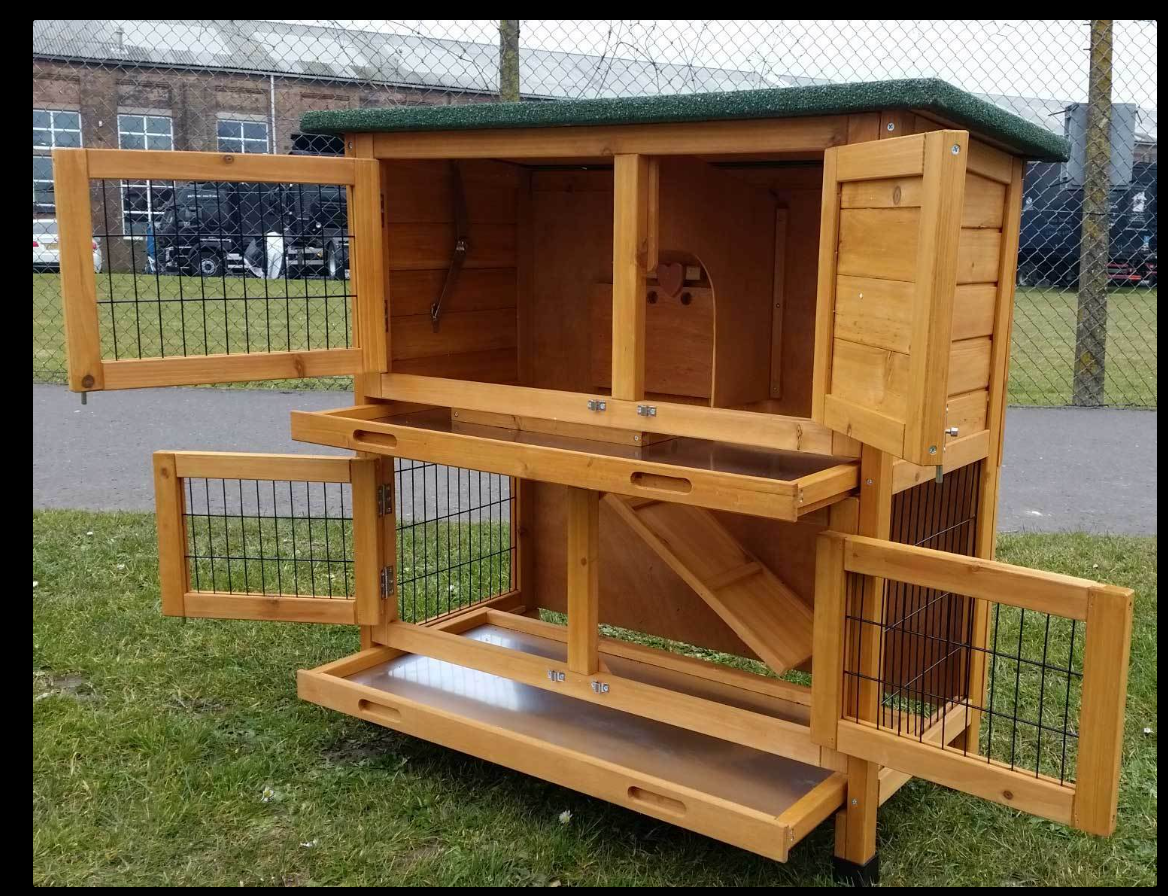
[
  {"left": 33, "top": 109, "right": 82, "bottom": 215},
  {"left": 33, "top": 109, "right": 82, "bottom": 149},
  {"left": 118, "top": 114, "right": 175, "bottom": 237},
  {"left": 217, "top": 119, "right": 269, "bottom": 154},
  {"left": 33, "top": 155, "right": 55, "bottom": 215}
]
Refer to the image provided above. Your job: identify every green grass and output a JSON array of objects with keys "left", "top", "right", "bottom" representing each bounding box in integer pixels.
[
  {"left": 1010, "top": 286, "right": 1157, "bottom": 407},
  {"left": 33, "top": 275, "right": 1157, "bottom": 406},
  {"left": 33, "top": 272, "right": 352, "bottom": 391},
  {"left": 33, "top": 511, "right": 1157, "bottom": 885}
]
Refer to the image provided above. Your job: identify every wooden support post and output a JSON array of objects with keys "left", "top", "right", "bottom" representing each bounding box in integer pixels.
[
  {"left": 565, "top": 488, "right": 600, "bottom": 675},
  {"left": 611, "top": 154, "right": 656, "bottom": 400},
  {"left": 351, "top": 457, "right": 390, "bottom": 627},
  {"left": 153, "top": 452, "right": 188, "bottom": 617},
  {"left": 512, "top": 478, "right": 536, "bottom": 616},
  {"left": 54, "top": 148, "right": 103, "bottom": 392},
  {"left": 838, "top": 445, "right": 893, "bottom": 870}
]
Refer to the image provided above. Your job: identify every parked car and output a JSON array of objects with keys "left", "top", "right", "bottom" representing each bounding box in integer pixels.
[{"left": 33, "top": 219, "right": 102, "bottom": 273}]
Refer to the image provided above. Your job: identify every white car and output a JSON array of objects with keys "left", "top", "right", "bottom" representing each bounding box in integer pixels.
[{"left": 33, "top": 219, "right": 102, "bottom": 273}]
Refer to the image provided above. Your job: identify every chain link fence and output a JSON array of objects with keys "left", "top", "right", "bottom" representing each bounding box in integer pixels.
[{"left": 32, "top": 20, "right": 1157, "bottom": 406}]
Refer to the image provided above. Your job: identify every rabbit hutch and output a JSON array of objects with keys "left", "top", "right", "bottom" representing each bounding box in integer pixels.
[{"left": 53, "top": 79, "right": 1134, "bottom": 884}]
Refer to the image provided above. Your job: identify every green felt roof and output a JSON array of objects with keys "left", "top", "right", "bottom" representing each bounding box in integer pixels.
[{"left": 302, "top": 78, "right": 1069, "bottom": 161}]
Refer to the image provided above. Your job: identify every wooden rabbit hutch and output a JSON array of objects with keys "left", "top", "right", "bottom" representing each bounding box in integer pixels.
[{"left": 54, "top": 80, "right": 1134, "bottom": 884}]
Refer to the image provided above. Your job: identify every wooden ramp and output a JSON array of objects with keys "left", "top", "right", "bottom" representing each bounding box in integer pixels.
[{"left": 604, "top": 495, "right": 814, "bottom": 674}]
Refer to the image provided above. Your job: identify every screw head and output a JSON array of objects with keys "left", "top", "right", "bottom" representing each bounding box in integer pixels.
[
  {"left": 951, "top": 143, "right": 962, "bottom": 155},
  {"left": 851, "top": 798, "right": 859, "bottom": 806},
  {"left": 886, "top": 122, "right": 896, "bottom": 132},
  {"left": 865, "top": 478, "right": 874, "bottom": 486},
  {"left": 928, "top": 446, "right": 938, "bottom": 455}
]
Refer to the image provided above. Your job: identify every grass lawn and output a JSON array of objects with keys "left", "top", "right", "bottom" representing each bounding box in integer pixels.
[
  {"left": 1011, "top": 286, "right": 1157, "bottom": 407},
  {"left": 32, "top": 510, "right": 1157, "bottom": 886},
  {"left": 34, "top": 274, "right": 1157, "bottom": 407}
]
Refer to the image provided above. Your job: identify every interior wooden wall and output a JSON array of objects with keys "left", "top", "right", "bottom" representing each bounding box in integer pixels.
[
  {"left": 721, "top": 164, "right": 824, "bottom": 417},
  {"left": 382, "top": 159, "right": 520, "bottom": 383}
]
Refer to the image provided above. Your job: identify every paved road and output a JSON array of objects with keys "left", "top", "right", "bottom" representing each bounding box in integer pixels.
[{"left": 32, "top": 385, "right": 1156, "bottom": 534}]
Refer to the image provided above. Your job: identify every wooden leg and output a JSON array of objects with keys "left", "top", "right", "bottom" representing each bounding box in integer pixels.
[
  {"left": 566, "top": 488, "right": 600, "bottom": 675},
  {"left": 834, "top": 757, "right": 880, "bottom": 885}
]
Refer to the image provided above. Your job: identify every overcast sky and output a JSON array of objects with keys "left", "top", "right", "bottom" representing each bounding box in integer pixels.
[{"left": 318, "top": 20, "right": 1156, "bottom": 109}]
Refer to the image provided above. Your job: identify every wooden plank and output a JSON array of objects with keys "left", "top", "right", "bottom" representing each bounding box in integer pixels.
[
  {"left": 611, "top": 154, "right": 651, "bottom": 400},
  {"left": 962, "top": 173, "right": 1007, "bottom": 228},
  {"left": 822, "top": 394, "right": 906, "bottom": 459},
  {"left": 153, "top": 452, "right": 187, "bottom": 617},
  {"left": 811, "top": 142, "right": 841, "bottom": 422},
  {"left": 1073, "top": 585, "right": 1135, "bottom": 836},
  {"left": 966, "top": 139, "right": 1014, "bottom": 185},
  {"left": 605, "top": 496, "right": 814, "bottom": 672},
  {"left": 836, "top": 207, "right": 921, "bottom": 281},
  {"left": 835, "top": 133, "right": 926, "bottom": 181},
  {"left": 376, "top": 373, "right": 841, "bottom": 455},
  {"left": 101, "top": 348, "right": 361, "bottom": 389},
  {"left": 171, "top": 451, "right": 353, "bottom": 483},
  {"left": 297, "top": 668, "right": 795, "bottom": 861},
  {"left": 811, "top": 532, "right": 848, "bottom": 748},
  {"left": 903, "top": 130, "right": 968, "bottom": 465},
  {"left": 776, "top": 773, "right": 848, "bottom": 844},
  {"left": 388, "top": 268, "right": 517, "bottom": 318},
  {"left": 53, "top": 148, "right": 103, "bottom": 391},
  {"left": 378, "top": 620, "right": 824, "bottom": 766},
  {"left": 183, "top": 592, "right": 357, "bottom": 624},
  {"left": 891, "top": 430, "right": 990, "bottom": 493},
  {"left": 566, "top": 488, "right": 600, "bottom": 675},
  {"left": 838, "top": 720, "right": 1075, "bottom": 826},
  {"left": 391, "top": 308, "right": 517, "bottom": 361},
  {"left": 371, "top": 115, "right": 849, "bottom": 160},
  {"left": 945, "top": 389, "right": 989, "bottom": 438},
  {"left": 349, "top": 457, "right": 383, "bottom": 626},
  {"left": 393, "top": 348, "right": 517, "bottom": 384},
  {"left": 951, "top": 283, "right": 998, "bottom": 341},
  {"left": 352, "top": 158, "right": 388, "bottom": 373},
  {"left": 85, "top": 147, "right": 358, "bottom": 184},
  {"left": 383, "top": 160, "right": 519, "bottom": 223},
  {"left": 833, "top": 275, "right": 914, "bottom": 354},
  {"left": 948, "top": 337, "right": 993, "bottom": 395},
  {"left": 829, "top": 339, "right": 911, "bottom": 419},
  {"left": 957, "top": 228, "right": 1003, "bottom": 283},
  {"left": 770, "top": 207, "right": 789, "bottom": 398},
  {"left": 843, "top": 535, "right": 1094, "bottom": 619},
  {"left": 840, "top": 176, "right": 923, "bottom": 210},
  {"left": 387, "top": 223, "right": 515, "bottom": 270}
]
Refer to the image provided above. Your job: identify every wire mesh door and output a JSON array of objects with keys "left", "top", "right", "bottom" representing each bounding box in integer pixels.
[
  {"left": 53, "top": 148, "right": 384, "bottom": 392},
  {"left": 153, "top": 451, "right": 386, "bottom": 625},
  {"left": 811, "top": 532, "right": 1132, "bottom": 836}
]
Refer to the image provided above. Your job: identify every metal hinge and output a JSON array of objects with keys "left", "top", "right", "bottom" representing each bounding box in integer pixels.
[
  {"left": 384, "top": 298, "right": 390, "bottom": 333},
  {"left": 380, "top": 566, "right": 395, "bottom": 598},
  {"left": 377, "top": 483, "right": 392, "bottom": 516}
]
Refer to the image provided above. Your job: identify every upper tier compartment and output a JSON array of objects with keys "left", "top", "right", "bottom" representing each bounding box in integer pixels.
[{"left": 292, "top": 405, "right": 859, "bottom": 521}]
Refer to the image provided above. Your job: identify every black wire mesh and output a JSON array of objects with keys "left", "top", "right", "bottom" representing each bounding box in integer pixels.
[
  {"left": 394, "top": 459, "right": 515, "bottom": 623},
  {"left": 843, "top": 463, "right": 1084, "bottom": 785},
  {"left": 89, "top": 177, "right": 353, "bottom": 367},
  {"left": 184, "top": 477, "right": 354, "bottom": 598}
]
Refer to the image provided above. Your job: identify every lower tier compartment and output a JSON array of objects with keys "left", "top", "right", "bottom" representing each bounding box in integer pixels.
[{"left": 298, "top": 623, "right": 846, "bottom": 861}]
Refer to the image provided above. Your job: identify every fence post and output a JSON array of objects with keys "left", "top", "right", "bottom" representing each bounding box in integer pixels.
[
  {"left": 1073, "top": 20, "right": 1113, "bottom": 407},
  {"left": 499, "top": 20, "right": 521, "bottom": 102}
]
